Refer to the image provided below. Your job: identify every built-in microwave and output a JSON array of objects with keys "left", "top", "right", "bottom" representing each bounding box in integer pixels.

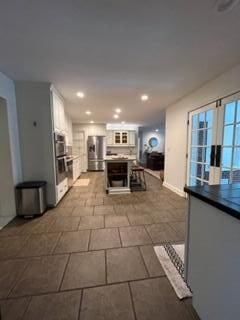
[{"left": 55, "top": 133, "right": 66, "bottom": 157}]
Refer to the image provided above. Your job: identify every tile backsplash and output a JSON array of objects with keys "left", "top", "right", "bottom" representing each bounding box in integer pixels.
[{"left": 107, "top": 147, "right": 136, "bottom": 155}]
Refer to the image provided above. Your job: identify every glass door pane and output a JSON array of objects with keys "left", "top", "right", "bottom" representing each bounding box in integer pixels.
[
  {"left": 121, "top": 132, "right": 128, "bottom": 144},
  {"left": 187, "top": 104, "right": 216, "bottom": 186},
  {"left": 114, "top": 132, "right": 121, "bottom": 144},
  {"left": 220, "top": 96, "right": 240, "bottom": 184}
]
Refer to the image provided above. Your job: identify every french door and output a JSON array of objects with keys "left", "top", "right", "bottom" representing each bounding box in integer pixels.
[
  {"left": 219, "top": 94, "right": 240, "bottom": 184},
  {"left": 187, "top": 93, "right": 240, "bottom": 186}
]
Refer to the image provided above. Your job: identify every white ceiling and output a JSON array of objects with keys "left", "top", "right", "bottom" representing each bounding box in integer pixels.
[{"left": 0, "top": 0, "right": 240, "bottom": 126}]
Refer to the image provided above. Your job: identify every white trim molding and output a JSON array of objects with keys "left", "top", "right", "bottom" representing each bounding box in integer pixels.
[
  {"left": 0, "top": 215, "right": 15, "bottom": 229},
  {"left": 163, "top": 181, "right": 186, "bottom": 198}
]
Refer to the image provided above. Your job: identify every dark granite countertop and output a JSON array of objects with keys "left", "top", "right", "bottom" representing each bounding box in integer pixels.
[{"left": 184, "top": 184, "right": 240, "bottom": 220}]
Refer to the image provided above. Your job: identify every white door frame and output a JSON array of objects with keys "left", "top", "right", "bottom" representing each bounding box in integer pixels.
[
  {"left": 217, "top": 92, "right": 240, "bottom": 184},
  {"left": 187, "top": 92, "right": 240, "bottom": 186},
  {"left": 186, "top": 102, "right": 217, "bottom": 186}
]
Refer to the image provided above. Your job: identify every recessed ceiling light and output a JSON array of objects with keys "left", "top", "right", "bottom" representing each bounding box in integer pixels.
[
  {"left": 76, "top": 91, "right": 85, "bottom": 98},
  {"left": 214, "top": 0, "right": 239, "bottom": 12},
  {"left": 115, "top": 108, "right": 122, "bottom": 113},
  {"left": 141, "top": 94, "right": 149, "bottom": 101},
  {"left": 121, "top": 121, "right": 125, "bottom": 124},
  {"left": 85, "top": 110, "right": 91, "bottom": 115},
  {"left": 155, "top": 129, "right": 159, "bottom": 132},
  {"left": 113, "top": 114, "right": 119, "bottom": 119},
  {"left": 90, "top": 120, "right": 94, "bottom": 124}
]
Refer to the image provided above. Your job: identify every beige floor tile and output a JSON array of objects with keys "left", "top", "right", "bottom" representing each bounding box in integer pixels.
[
  {"left": 79, "top": 216, "right": 104, "bottom": 230},
  {"left": 61, "top": 251, "right": 105, "bottom": 290},
  {"left": 54, "top": 230, "right": 90, "bottom": 254},
  {"left": 119, "top": 226, "right": 152, "bottom": 247},
  {"left": 89, "top": 228, "right": 121, "bottom": 250}
]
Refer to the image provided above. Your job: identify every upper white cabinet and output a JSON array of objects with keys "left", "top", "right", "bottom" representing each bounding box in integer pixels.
[
  {"left": 106, "top": 130, "right": 114, "bottom": 146},
  {"left": 128, "top": 130, "right": 135, "bottom": 146},
  {"left": 107, "top": 130, "right": 136, "bottom": 146},
  {"left": 51, "top": 89, "right": 66, "bottom": 133},
  {"left": 51, "top": 88, "right": 73, "bottom": 146},
  {"left": 65, "top": 114, "right": 73, "bottom": 146}
]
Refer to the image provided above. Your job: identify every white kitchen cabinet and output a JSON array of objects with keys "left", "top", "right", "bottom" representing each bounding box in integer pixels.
[
  {"left": 113, "top": 131, "right": 120, "bottom": 144},
  {"left": 67, "top": 118, "right": 73, "bottom": 146},
  {"left": 52, "top": 89, "right": 66, "bottom": 134},
  {"left": 56, "top": 177, "right": 68, "bottom": 203},
  {"left": 121, "top": 131, "right": 128, "bottom": 145},
  {"left": 106, "top": 130, "right": 136, "bottom": 146},
  {"left": 106, "top": 130, "right": 114, "bottom": 146},
  {"left": 73, "top": 157, "right": 81, "bottom": 182},
  {"left": 114, "top": 131, "right": 128, "bottom": 145},
  {"left": 65, "top": 114, "right": 73, "bottom": 146},
  {"left": 129, "top": 130, "right": 135, "bottom": 146}
]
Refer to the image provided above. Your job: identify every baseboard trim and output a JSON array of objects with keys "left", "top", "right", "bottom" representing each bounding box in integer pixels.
[
  {"left": 162, "top": 182, "right": 186, "bottom": 198},
  {"left": 0, "top": 215, "right": 15, "bottom": 229}
]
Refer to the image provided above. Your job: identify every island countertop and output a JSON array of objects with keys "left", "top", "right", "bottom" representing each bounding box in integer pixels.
[
  {"left": 104, "top": 155, "right": 136, "bottom": 161},
  {"left": 184, "top": 184, "right": 240, "bottom": 220}
]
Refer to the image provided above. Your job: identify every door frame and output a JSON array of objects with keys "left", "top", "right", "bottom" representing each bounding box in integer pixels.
[
  {"left": 217, "top": 92, "right": 240, "bottom": 184},
  {"left": 186, "top": 91, "right": 240, "bottom": 187},
  {"left": 186, "top": 102, "right": 217, "bottom": 186}
]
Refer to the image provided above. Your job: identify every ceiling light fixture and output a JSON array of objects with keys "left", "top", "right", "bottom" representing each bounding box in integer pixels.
[
  {"left": 90, "top": 120, "right": 94, "bottom": 124},
  {"left": 85, "top": 110, "right": 91, "bottom": 115},
  {"left": 121, "top": 121, "right": 126, "bottom": 124},
  {"left": 115, "top": 108, "right": 122, "bottom": 113},
  {"left": 141, "top": 94, "right": 149, "bottom": 101},
  {"left": 155, "top": 129, "right": 159, "bottom": 132},
  {"left": 214, "top": 0, "right": 239, "bottom": 12},
  {"left": 76, "top": 91, "right": 85, "bottom": 98},
  {"left": 113, "top": 114, "right": 119, "bottom": 119}
]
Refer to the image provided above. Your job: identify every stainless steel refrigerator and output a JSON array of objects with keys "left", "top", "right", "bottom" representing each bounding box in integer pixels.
[{"left": 87, "top": 136, "right": 106, "bottom": 171}]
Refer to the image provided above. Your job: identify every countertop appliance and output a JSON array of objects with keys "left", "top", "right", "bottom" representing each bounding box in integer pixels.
[
  {"left": 88, "top": 136, "right": 106, "bottom": 171},
  {"left": 54, "top": 133, "right": 67, "bottom": 184}
]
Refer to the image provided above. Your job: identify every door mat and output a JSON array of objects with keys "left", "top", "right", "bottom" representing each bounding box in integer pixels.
[
  {"left": 154, "top": 243, "right": 192, "bottom": 299},
  {"left": 73, "top": 179, "right": 90, "bottom": 187}
]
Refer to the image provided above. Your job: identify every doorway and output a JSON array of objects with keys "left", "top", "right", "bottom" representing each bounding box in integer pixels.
[
  {"left": 0, "top": 97, "right": 16, "bottom": 228},
  {"left": 187, "top": 93, "right": 240, "bottom": 186}
]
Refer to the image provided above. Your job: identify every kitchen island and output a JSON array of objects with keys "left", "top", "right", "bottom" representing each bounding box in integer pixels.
[
  {"left": 184, "top": 184, "right": 240, "bottom": 320},
  {"left": 104, "top": 155, "right": 136, "bottom": 194}
]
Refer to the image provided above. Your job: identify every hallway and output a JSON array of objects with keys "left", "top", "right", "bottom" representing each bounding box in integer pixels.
[{"left": 0, "top": 172, "right": 198, "bottom": 320}]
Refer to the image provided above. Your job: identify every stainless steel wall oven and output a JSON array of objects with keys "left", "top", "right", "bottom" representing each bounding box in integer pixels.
[
  {"left": 55, "top": 133, "right": 66, "bottom": 157},
  {"left": 54, "top": 133, "right": 67, "bottom": 184}
]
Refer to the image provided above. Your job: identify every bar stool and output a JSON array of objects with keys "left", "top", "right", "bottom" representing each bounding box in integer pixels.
[{"left": 130, "top": 165, "right": 147, "bottom": 191}]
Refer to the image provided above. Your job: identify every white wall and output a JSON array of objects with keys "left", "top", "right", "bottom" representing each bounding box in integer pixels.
[
  {"left": 15, "top": 82, "right": 56, "bottom": 205},
  {"left": 141, "top": 128, "right": 165, "bottom": 153},
  {"left": 164, "top": 63, "right": 240, "bottom": 196},
  {"left": 139, "top": 127, "right": 165, "bottom": 163},
  {"left": 0, "top": 72, "right": 22, "bottom": 227},
  {"left": 72, "top": 123, "right": 106, "bottom": 171}
]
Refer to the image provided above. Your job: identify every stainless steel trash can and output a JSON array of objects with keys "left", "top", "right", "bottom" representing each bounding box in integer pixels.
[{"left": 16, "top": 181, "right": 47, "bottom": 217}]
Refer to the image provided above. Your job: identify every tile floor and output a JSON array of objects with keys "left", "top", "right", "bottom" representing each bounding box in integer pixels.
[{"left": 0, "top": 172, "right": 199, "bottom": 320}]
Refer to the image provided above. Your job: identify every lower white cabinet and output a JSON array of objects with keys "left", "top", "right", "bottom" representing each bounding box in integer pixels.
[
  {"left": 56, "top": 177, "right": 68, "bottom": 203},
  {"left": 73, "top": 157, "right": 81, "bottom": 182}
]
